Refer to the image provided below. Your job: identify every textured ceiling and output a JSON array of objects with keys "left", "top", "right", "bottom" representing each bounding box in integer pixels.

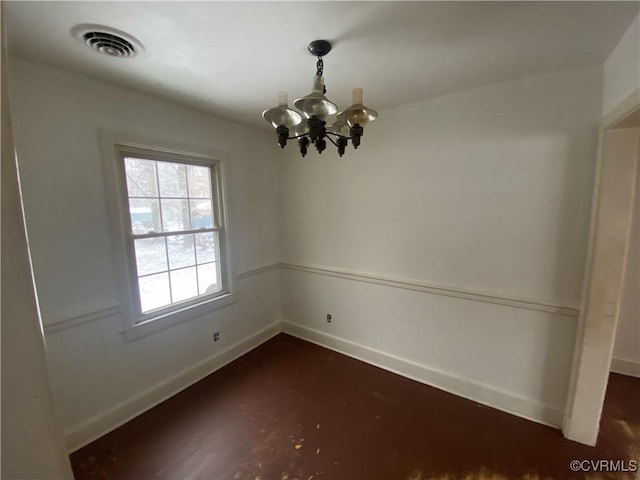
[{"left": 5, "top": 1, "right": 638, "bottom": 130}]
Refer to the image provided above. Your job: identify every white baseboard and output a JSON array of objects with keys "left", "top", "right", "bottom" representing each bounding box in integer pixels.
[
  {"left": 65, "top": 321, "right": 281, "bottom": 452},
  {"left": 282, "top": 322, "right": 563, "bottom": 429},
  {"left": 65, "top": 318, "right": 566, "bottom": 453},
  {"left": 611, "top": 358, "right": 640, "bottom": 377}
]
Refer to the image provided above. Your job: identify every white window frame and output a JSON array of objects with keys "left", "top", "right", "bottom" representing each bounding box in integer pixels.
[{"left": 100, "top": 131, "right": 236, "bottom": 341}]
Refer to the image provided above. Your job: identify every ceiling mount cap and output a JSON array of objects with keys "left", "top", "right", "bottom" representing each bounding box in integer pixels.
[{"left": 308, "top": 40, "right": 332, "bottom": 57}]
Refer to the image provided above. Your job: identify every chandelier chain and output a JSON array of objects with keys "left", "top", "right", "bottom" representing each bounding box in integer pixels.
[
  {"left": 316, "top": 57, "right": 327, "bottom": 93},
  {"left": 316, "top": 56, "right": 323, "bottom": 76}
]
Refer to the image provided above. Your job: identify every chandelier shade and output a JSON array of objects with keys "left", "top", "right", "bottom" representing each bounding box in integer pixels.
[
  {"left": 262, "top": 92, "right": 302, "bottom": 128},
  {"left": 290, "top": 122, "right": 309, "bottom": 137},
  {"left": 294, "top": 76, "right": 338, "bottom": 120},
  {"left": 339, "top": 88, "right": 378, "bottom": 127},
  {"left": 262, "top": 40, "right": 378, "bottom": 157},
  {"left": 326, "top": 117, "right": 350, "bottom": 137}
]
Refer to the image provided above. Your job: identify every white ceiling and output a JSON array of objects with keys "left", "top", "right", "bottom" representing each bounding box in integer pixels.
[{"left": 5, "top": 1, "right": 638, "bottom": 131}]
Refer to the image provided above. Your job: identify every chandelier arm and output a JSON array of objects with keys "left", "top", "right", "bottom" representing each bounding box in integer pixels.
[
  {"left": 325, "top": 135, "right": 339, "bottom": 148},
  {"left": 287, "top": 133, "right": 310, "bottom": 140},
  {"left": 325, "top": 131, "right": 353, "bottom": 140}
]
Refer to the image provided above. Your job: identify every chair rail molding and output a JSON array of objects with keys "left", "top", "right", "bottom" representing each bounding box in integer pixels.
[
  {"left": 43, "top": 305, "right": 122, "bottom": 334},
  {"left": 280, "top": 262, "right": 578, "bottom": 317},
  {"left": 43, "top": 262, "right": 578, "bottom": 335},
  {"left": 237, "top": 263, "right": 280, "bottom": 280},
  {"left": 44, "top": 264, "right": 281, "bottom": 334}
]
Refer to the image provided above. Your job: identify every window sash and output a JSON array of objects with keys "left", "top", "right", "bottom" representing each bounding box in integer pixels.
[
  {"left": 131, "top": 230, "right": 223, "bottom": 313},
  {"left": 131, "top": 227, "right": 218, "bottom": 240}
]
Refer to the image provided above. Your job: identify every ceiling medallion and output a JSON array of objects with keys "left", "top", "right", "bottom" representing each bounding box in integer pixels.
[{"left": 262, "top": 40, "right": 378, "bottom": 157}]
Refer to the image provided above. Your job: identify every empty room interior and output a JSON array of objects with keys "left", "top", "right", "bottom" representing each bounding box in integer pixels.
[{"left": 2, "top": 2, "right": 640, "bottom": 479}]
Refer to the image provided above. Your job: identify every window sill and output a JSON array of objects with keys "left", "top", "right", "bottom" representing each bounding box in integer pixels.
[{"left": 122, "top": 292, "right": 238, "bottom": 342}]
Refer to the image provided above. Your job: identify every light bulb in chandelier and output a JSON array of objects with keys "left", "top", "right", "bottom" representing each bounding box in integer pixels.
[
  {"left": 262, "top": 91, "right": 302, "bottom": 129},
  {"left": 294, "top": 76, "right": 338, "bottom": 120},
  {"left": 338, "top": 88, "right": 378, "bottom": 127}
]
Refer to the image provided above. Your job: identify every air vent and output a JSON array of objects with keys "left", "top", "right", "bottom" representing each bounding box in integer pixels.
[
  {"left": 83, "top": 31, "right": 135, "bottom": 57},
  {"left": 72, "top": 24, "right": 143, "bottom": 58}
]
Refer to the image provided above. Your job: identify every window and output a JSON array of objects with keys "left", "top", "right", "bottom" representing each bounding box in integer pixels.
[
  {"left": 102, "top": 135, "right": 234, "bottom": 340},
  {"left": 124, "top": 156, "right": 224, "bottom": 314}
]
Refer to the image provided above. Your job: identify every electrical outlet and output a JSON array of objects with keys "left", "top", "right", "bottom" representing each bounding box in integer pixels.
[
  {"left": 213, "top": 332, "right": 220, "bottom": 342},
  {"left": 326, "top": 314, "right": 332, "bottom": 323}
]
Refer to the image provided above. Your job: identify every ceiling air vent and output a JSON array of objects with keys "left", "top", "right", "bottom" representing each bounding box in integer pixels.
[{"left": 72, "top": 24, "right": 143, "bottom": 58}]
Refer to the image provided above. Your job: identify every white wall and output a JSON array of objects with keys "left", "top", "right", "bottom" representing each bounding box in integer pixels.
[
  {"left": 1, "top": 26, "right": 73, "bottom": 479},
  {"left": 280, "top": 64, "right": 602, "bottom": 426},
  {"left": 7, "top": 57, "right": 283, "bottom": 450},
  {"left": 6, "top": 53, "right": 605, "bottom": 452},
  {"left": 603, "top": 14, "right": 640, "bottom": 116},
  {"left": 612, "top": 147, "right": 640, "bottom": 377}
]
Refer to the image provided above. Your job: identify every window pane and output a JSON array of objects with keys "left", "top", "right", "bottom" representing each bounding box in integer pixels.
[
  {"left": 157, "top": 161, "right": 187, "bottom": 198},
  {"left": 134, "top": 237, "right": 167, "bottom": 276},
  {"left": 195, "top": 232, "right": 216, "bottom": 263},
  {"left": 190, "top": 200, "right": 214, "bottom": 229},
  {"left": 198, "top": 262, "right": 219, "bottom": 295},
  {"left": 129, "top": 198, "right": 161, "bottom": 234},
  {"left": 161, "top": 199, "right": 190, "bottom": 232},
  {"left": 139, "top": 272, "right": 171, "bottom": 313},
  {"left": 125, "top": 158, "right": 158, "bottom": 197},
  {"left": 187, "top": 165, "right": 212, "bottom": 198},
  {"left": 170, "top": 267, "right": 198, "bottom": 303},
  {"left": 166, "top": 234, "right": 195, "bottom": 269}
]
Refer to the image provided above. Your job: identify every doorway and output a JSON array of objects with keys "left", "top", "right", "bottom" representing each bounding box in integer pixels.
[{"left": 563, "top": 90, "right": 639, "bottom": 446}]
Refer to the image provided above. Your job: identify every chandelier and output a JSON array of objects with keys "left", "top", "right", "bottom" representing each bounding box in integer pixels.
[{"left": 262, "top": 40, "right": 378, "bottom": 157}]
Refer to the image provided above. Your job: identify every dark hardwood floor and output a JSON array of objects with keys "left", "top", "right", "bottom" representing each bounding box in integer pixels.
[{"left": 71, "top": 334, "right": 639, "bottom": 480}]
